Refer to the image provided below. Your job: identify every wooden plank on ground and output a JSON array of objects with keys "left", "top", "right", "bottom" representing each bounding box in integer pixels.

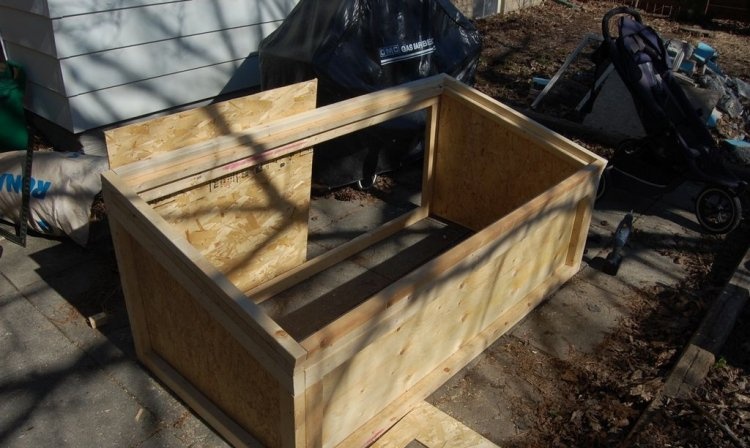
[{"left": 371, "top": 401, "right": 499, "bottom": 448}]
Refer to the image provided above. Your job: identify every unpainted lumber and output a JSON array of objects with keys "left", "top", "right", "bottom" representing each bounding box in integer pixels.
[
  {"left": 104, "top": 80, "right": 319, "bottom": 170},
  {"left": 144, "top": 354, "right": 263, "bottom": 448},
  {"left": 112, "top": 78, "right": 444, "bottom": 194},
  {"left": 441, "top": 77, "right": 600, "bottom": 166},
  {"left": 301, "top": 173, "right": 595, "bottom": 447},
  {"left": 102, "top": 75, "right": 607, "bottom": 448},
  {"left": 246, "top": 206, "right": 429, "bottom": 302},
  {"left": 432, "top": 92, "right": 580, "bottom": 230},
  {"left": 86, "top": 311, "right": 109, "bottom": 329},
  {"left": 338, "top": 264, "right": 578, "bottom": 448},
  {"left": 134, "top": 237, "right": 283, "bottom": 446},
  {"left": 370, "top": 401, "right": 499, "bottom": 448},
  {"left": 102, "top": 172, "right": 307, "bottom": 391},
  {"left": 300, "top": 167, "right": 596, "bottom": 368},
  {"left": 152, "top": 150, "right": 313, "bottom": 292},
  {"left": 105, "top": 80, "right": 318, "bottom": 293}
]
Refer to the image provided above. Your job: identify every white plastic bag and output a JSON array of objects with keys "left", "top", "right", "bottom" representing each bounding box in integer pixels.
[{"left": 0, "top": 150, "right": 108, "bottom": 246}]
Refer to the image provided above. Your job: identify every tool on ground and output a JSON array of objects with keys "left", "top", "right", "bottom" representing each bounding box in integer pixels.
[{"left": 603, "top": 211, "right": 633, "bottom": 276}]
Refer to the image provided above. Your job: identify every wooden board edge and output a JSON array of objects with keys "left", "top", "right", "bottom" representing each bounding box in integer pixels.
[
  {"left": 420, "top": 102, "right": 439, "bottom": 211},
  {"left": 131, "top": 96, "right": 440, "bottom": 199},
  {"left": 279, "top": 385, "right": 306, "bottom": 448},
  {"left": 107, "top": 218, "right": 154, "bottom": 360}
]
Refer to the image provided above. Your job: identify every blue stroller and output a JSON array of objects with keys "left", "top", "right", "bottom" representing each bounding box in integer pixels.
[{"left": 594, "top": 7, "right": 746, "bottom": 234}]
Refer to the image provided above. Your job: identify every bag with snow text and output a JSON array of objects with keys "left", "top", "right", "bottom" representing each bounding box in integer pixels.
[{"left": 0, "top": 151, "right": 108, "bottom": 246}]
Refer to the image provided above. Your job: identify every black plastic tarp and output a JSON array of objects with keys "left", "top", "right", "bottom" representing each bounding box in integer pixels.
[{"left": 259, "top": 0, "right": 481, "bottom": 187}]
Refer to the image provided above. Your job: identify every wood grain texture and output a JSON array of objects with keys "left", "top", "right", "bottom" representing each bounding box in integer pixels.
[
  {"left": 102, "top": 172, "right": 307, "bottom": 388},
  {"left": 432, "top": 92, "right": 579, "bottom": 231},
  {"left": 111, "top": 76, "right": 443, "bottom": 192},
  {"left": 370, "top": 401, "right": 499, "bottom": 448},
  {"left": 105, "top": 79, "right": 318, "bottom": 169},
  {"left": 132, "top": 228, "right": 283, "bottom": 447},
  {"left": 107, "top": 81, "right": 318, "bottom": 292},
  {"left": 153, "top": 150, "right": 312, "bottom": 292},
  {"left": 102, "top": 75, "right": 606, "bottom": 447},
  {"left": 106, "top": 202, "right": 283, "bottom": 446},
  {"left": 303, "top": 176, "right": 589, "bottom": 447},
  {"left": 338, "top": 263, "right": 576, "bottom": 448}
]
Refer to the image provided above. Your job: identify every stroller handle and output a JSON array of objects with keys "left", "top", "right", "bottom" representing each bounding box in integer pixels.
[{"left": 602, "top": 6, "right": 643, "bottom": 41}]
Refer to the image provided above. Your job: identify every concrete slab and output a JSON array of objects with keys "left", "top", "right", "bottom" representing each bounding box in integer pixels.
[
  {"left": 511, "top": 273, "right": 629, "bottom": 359},
  {"left": 0, "top": 276, "right": 156, "bottom": 447}
]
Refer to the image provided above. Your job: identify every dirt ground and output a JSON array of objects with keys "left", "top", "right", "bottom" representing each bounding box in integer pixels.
[{"left": 467, "top": 1, "right": 750, "bottom": 446}]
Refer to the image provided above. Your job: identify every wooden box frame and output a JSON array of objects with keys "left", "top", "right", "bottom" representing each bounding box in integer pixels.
[{"left": 102, "top": 75, "right": 606, "bottom": 448}]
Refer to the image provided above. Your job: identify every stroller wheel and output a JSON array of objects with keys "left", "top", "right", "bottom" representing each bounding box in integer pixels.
[{"left": 695, "top": 186, "right": 742, "bottom": 234}]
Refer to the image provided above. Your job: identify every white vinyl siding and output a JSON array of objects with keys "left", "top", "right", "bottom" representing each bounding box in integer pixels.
[{"left": 0, "top": 0, "right": 295, "bottom": 132}]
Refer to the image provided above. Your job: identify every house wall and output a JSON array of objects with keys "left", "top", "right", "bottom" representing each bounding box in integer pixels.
[{"left": 0, "top": 0, "right": 295, "bottom": 132}]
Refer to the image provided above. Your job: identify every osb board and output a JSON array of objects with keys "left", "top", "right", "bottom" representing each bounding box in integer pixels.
[
  {"left": 371, "top": 401, "right": 499, "bottom": 448},
  {"left": 432, "top": 93, "right": 580, "bottom": 231},
  {"left": 151, "top": 149, "right": 313, "bottom": 292},
  {"left": 104, "top": 81, "right": 318, "bottom": 293},
  {"left": 115, "top": 226, "right": 283, "bottom": 447},
  {"left": 104, "top": 80, "right": 318, "bottom": 169},
  {"left": 304, "top": 187, "right": 585, "bottom": 447}
]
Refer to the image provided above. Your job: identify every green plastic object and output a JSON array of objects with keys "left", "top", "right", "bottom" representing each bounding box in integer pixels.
[{"left": 0, "top": 61, "right": 28, "bottom": 151}]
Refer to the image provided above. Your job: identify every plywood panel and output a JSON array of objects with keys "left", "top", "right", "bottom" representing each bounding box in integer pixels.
[
  {"left": 306, "top": 188, "right": 584, "bottom": 447},
  {"left": 107, "top": 80, "right": 317, "bottom": 294},
  {"left": 121, "top": 227, "right": 283, "bottom": 447},
  {"left": 103, "top": 170, "right": 308, "bottom": 386},
  {"left": 50, "top": 0, "right": 296, "bottom": 58},
  {"left": 153, "top": 150, "right": 313, "bottom": 293},
  {"left": 101, "top": 76, "right": 605, "bottom": 447},
  {"left": 371, "top": 401, "right": 499, "bottom": 448},
  {"left": 105, "top": 79, "right": 318, "bottom": 168},
  {"left": 59, "top": 22, "right": 279, "bottom": 96},
  {"left": 432, "top": 93, "right": 580, "bottom": 231}
]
